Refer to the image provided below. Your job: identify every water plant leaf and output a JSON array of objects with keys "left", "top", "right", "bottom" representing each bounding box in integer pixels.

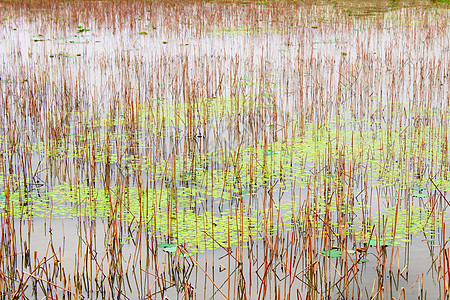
[
  {"left": 163, "top": 246, "right": 177, "bottom": 253},
  {"left": 411, "top": 186, "right": 427, "bottom": 191},
  {"left": 367, "top": 240, "right": 377, "bottom": 247},
  {"left": 322, "top": 249, "right": 342, "bottom": 258},
  {"left": 367, "top": 240, "right": 392, "bottom": 247},
  {"left": 158, "top": 243, "right": 177, "bottom": 250},
  {"left": 412, "top": 193, "right": 428, "bottom": 198}
]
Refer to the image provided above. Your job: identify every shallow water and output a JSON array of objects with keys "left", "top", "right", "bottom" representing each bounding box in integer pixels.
[{"left": 1, "top": 0, "right": 450, "bottom": 299}]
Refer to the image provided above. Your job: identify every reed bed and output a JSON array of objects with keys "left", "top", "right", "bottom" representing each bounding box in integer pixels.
[{"left": 0, "top": 0, "right": 449, "bottom": 298}]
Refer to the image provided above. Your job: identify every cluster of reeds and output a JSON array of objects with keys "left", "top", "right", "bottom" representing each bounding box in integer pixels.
[{"left": 0, "top": 0, "right": 449, "bottom": 298}]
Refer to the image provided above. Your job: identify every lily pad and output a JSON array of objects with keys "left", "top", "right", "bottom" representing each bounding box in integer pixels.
[
  {"left": 367, "top": 240, "right": 392, "bottom": 247},
  {"left": 411, "top": 186, "right": 427, "bottom": 191},
  {"left": 158, "top": 243, "right": 177, "bottom": 253},
  {"left": 411, "top": 193, "right": 428, "bottom": 198},
  {"left": 322, "top": 249, "right": 342, "bottom": 258}
]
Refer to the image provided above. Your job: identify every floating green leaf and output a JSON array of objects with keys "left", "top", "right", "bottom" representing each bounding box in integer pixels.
[
  {"left": 322, "top": 249, "right": 342, "bottom": 258},
  {"left": 367, "top": 240, "right": 392, "bottom": 247},
  {"left": 158, "top": 243, "right": 177, "bottom": 253},
  {"left": 411, "top": 186, "right": 427, "bottom": 191},
  {"left": 412, "top": 193, "right": 428, "bottom": 198}
]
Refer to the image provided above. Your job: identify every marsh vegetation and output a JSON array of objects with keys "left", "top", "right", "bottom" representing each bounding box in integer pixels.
[{"left": 0, "top": 0, "right": 449, "bottom": 298}]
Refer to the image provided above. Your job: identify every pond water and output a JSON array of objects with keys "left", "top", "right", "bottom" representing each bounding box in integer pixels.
[{"left": 0, "top": 0, "right": 450, "bottom": 299}]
